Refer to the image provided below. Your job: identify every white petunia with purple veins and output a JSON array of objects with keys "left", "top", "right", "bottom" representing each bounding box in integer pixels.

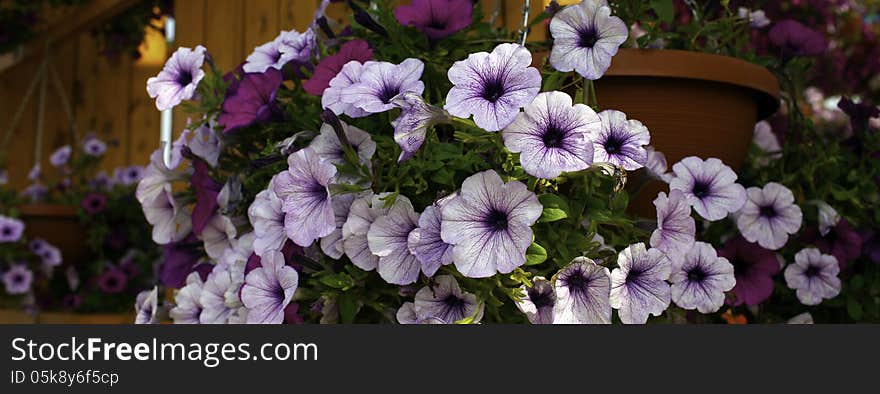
[
  {"left": 323, "top": 61, "right": 370, "bottom": 118},
  {"left": 650, "top": 190, "right": 696, "bottom": 260},
  {"left": 170, "top": 272, "right": 204, "bottom": 324},
  {"left": 736, "top": 182, "right": 802, "bottom": 250},
  {"left": 645, "top": 146, "right": 673, "bottom": 182},
  {"left": 200, "top": 213, "right": 237, "bottom": 260},
  {"left": 552, "top": 257, "right": 612, "bottom": 324},
  {"left": 146, "top": 45, "right": 207, "bottom": 111},
  {"left": 342, "top": 192, "right": 394, "bottom": 271},
  {"left": 273, "top": 147, "right": 337, "bottom": 247},
  {"left": 199, "top": 262, "right": 236, "bottom": 324},
  {"left": 669, "top": 242, "right": 736, "bottom": 314},
  {"left": 141, "top": 189, "right": 192, "bottom": 245},
  {"left": 391, "top": 93, "right": 451, "bottom": 162},
  {"left": 248, "top": 176, "right": 287, "bottom": 258},
  {"left": 342, "top": 59, "right": 425, "bottom": 115},
  {"left": 135, "top": 287, "right": 159, "bottom": 324},
  {"left": 549, "top": 0, "right": 628, "bottom": 80},
  {"left": 440, "top": 170, "right": 543, "bottom": 278},
  {"left": 244, "top": 34, "right": 298, "bottom": 74},
  {"left": 396, "top": 302, "right": 446, "bottom": 324},
  {"left": 49, "top": 145, "right": 72, "bottom": 167},
  {"left": 368, "top": 195, "right": 422, "bottom": 285},
  {"left": 502, "top": 91, "right": 598, "bottom": 179},
  {"left": 444, "top": 43, "right": 541, "bottom": 132},
  {"left": 610, "top": 243, "right": 671, "bottom": 324},
  {"left": 515, "top": 276, "right": 556, "bottom": 324},
  {"left": 309, "top": 121, "right": 376, "bottom": 171},
  {"left": 407, "top": 275, "right": 483, "bottom": 324},
  {"left": 407, "top": 195, "right": 455, "bottom": 277},
  {"left": 321, "top": 192, "right": 360, "bottom": 260},
  {"left": 587, "top": 110, "right": 650, "bottom": 171},
  {"left": 669, "top": 156, "right": 747, "bottom": 221},
  {"left": 784, "top": 248, "right": 841, "bottom": 306},
  {"left": 241, "top": 251, "right": 299, "bottom": 324}
]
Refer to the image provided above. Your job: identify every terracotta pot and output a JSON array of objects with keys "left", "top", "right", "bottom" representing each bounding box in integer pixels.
[
  {"left": 594, "top": 49, "right": 780, "bottom": 217},
  {"left": 19, "top": 204, "right": 91, "bottom": 264},
  {"left": 36, "top": 312, "right": 134, "bottom": 324}
]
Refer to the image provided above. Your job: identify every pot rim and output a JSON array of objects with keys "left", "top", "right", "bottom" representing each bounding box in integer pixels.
[
  {"left": 18, "top": 203, "right": 79, "bottom": 218},
  {"left": 605, "top": 48, "right": 781, "bottom": 119}
]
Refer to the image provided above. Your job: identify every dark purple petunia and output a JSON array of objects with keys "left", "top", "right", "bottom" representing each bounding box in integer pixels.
[
  {"left": 394, "top": 0, "right": 473, "bottom": 41},
  {"left": 860, "top": 229, "right": 880, "bottom": 264},
  {"left": 219, "top": 68, "right": 283, "bottom": 133},
  {"left": 62, "top": 293, "right": 82, "bottom": 310},
  {"left": 837, "top": 97, "right": 879, "bottom": 132},
  {"left": 81, "top": 192, "right": 107, "bottom": 215},
  {"left": 191, "top": 159, "right": 222, "bottom": 236},
  {"left": 303, "top": 39, "right": 373, "bottom": 96},
  {"left": 159, "top": 235, "right": 202, "bottom": 288},
  {"left": 97, "top": 267, "right": 128, "bottom": 294},
  {"left": 802, "top": 219, "right": 862, "bottom": 267},
  {"left": 768, "top": 20, "right": 826, "bottom": 58},
  {"left": 719, "top": 236, "right": 779, "bottom": 306}
]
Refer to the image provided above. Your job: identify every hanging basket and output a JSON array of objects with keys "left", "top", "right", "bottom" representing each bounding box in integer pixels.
[{"left": 19, "top": 203, "right": 91, "bottom": 265}]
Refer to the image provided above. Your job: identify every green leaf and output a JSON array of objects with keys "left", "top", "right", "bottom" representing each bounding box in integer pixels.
[
  {"left": 338, "top": 293, "right": 362, "bottom": 324},
  {"left": 525, "top": 242, "right": 548, "bottom": 266},
  {"left": 455, "top": 301, "right": 484, "bottom": 324},
  {"left": 318, "top": 272, "right": 356, "bottom": 290},
  {"left": 650, "top": 0, "right": 674, "bottom": 24},
  {"left": 538, "top": 194, "right": 571, "bottom": 223},
  {"left": 847, "top": 296, "right": 864, "bottom": 321}
]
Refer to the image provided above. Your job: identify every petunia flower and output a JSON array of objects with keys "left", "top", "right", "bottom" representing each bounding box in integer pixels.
[
  {"left": 719, "top": 236, "right": 779, "bottom": 306},
  {"left": 170, "top": 272, "right": 204, "bottom": 324},
  {"left": 244, "top": 34, "right": 297, "bottom": 74},
  {"left": 396, "top": 302, "right": 446, "bottom": 324},
  {"left": 502, "top": 91, "right": 598, "bottom": 178},
  {"left": 218, "top": 68, "right": 283, "bottom": 133},
  {"left": 549, "top": 0, "right": 628, "bottom": 80},
  {"left": 407, "top": 195, "right": 455, "bottom": 277},
  {"left": 515, "top": 276, "right": 556, "bottom": 324},
  {"left": 277, "top": 28, "right": 316, "bottom": 64},
  {"left": 440, "top": 170, "right": 542, "bottom": 277},
  {"left": 309, "top": 120, "right": 376, "bottom": 171},
  {"left": 400, "top": 275, "right": 483, "bottom": 324},
  {"left": 787, "top": 312, "right": 814, "bottom": 324},
  {"left": 2, "top": 265, "right": 33, "bottom": 295},
  {"left": 801, "top": 219, "right": 862, "bottom": 267},
  {"left": 391, "top": 93, "right": 452, "bottom": 162},
  {"left": 669, "top": 156, "right": 747, "bottom": 221},
  {"left": 81, "top": 192, "right": 107, "bottom": 215},
  {"left": 97, "top": 267, "right": 128, "bottom": 294},
  {"left": 141, "top": 189, "right": 192, "bottom": 245},
  {"left": 248, "top": 176, "right": 287, "bottom": 258},
  {"left": 146, "top": 45, "right": 207, "bottom": 111},
  {"left": 445, "top": 43, "right": 541, "bottom": 131},
  {"left": 241, "top": 250, "right": 299, "bottom": 324},
  {"left": 137, "top": 148, "right": 189, "bottom": 206},
  {"left": 394, "top": 0, "right": 473, "bottom": 41},
  {"left": 134, "top": 287, "right": 159, "bottom": 324},
  {"left": 752, "top": 121, "right": 781, "bottom": 166},
  {"left": 587, "top": 109, "right": 650, "bottom": 171},
  {"left": 650, "top": 190, "right": 695, "bottom": 260},
  {"left": 199, "top": 263, "right": 236, "bottom": 324},
  {"left": 610, "top": 243, "right": 671, "bottom": 324},
  {"left": 82, "top": 136, "right": 107, "bottom": 157},
  {"left": 320, "top": 192, "right": 360, "bottom": 260},
  {"left": 736, "top": 182, "right": 803, "bottom": 250},
  {"left": 769, "top": 20, "right": 827, "bottom": 58},
  {"left": 644, "top": 146, "right": 673, "bottom": 182},
  {"left": 38, "top": 244, "right": 62, "bottom": 268},
  {"left": 784, "top": 248, "right": 841, "bottom": 306},
  {"left": 552, "top": 257, "right": 612, "bottom": 324},
  {"left": 200, "top": 213, "right": 237, "bottom": 260},
  {"left": 49, "top": 145, "right": 72, "bottom": 167},
  {"left": 115, "top": 165, "right": 145, "bottom": 186},
  {"left": 158, "top": 236, "right": 201, "bottom": 288},
  {"left": 342, "top": 192, "right": 393, "bottom": 271},
  {"left": 322, "top": 60, "right": 371, "bottom": 118},
  {"left": 738, "top": 7, "right": 770, "bottom": 28},
  {"left": 342, "top": 59, "right": 425, "bottom": 115},
  {"left": 814, "top": 201, "right": 840, "bottom": 237},
  {"left": 0, "top": 215, "right": 24, "bottom": 243},
  {"left": 273, "top": 147, "right": 337, "bottom": 247},
  {"left": 185, "top": 121, "right": 222, "bottom": 167},
  {"left": 669, "top": 242, "right": 736, "bottom": 314},
  {"left": 303, "top": 39, "right": 373, "bottom": 96},
  {"left": 367, "top": 194, "right": 422, "bottom": 285}
]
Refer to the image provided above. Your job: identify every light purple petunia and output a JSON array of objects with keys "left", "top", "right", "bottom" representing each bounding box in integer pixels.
[
  {"left": 342, "top": 59, "right": 425, "bottom": 115},
  {"left": 273, "top": 147, "right": 337, "bottom": 247},
  {"left": 669, "top": 156, "right": 747, "bottom": 221},
  {"left": 391, "top": 93, "right": 451, "bottom": 162},
  {"left": 184, "top": 121, "right": 222, "bottom": 167},
  {"left": 27, "top": 164, "right": 41, "bottom": 181},
  {"left": 199, "top": 263, "right": 236, "bottom": 324},
  {"left": 445, "top": 43, "right": 541, "bottom": 131},
  {"left": 0, "top": 169, "right": 7, "bottom": 185},
  {"left": 515, "top": 276, "right": 556, "bottom": 324},
  {"left": 146, "top": 45, "right": 207, "bottom": 111},
  {"left": 200, "top": 213, "right": 237, "bottom": 260},
  {"left": 502, "top": 91, "right": 599, "bottom": 178},
  {"left": 2, "top": 265, "right": 33, "bottom": 295},
  {"left": 610, "top": 243, "right": 671, "bottom": 324},
  {"left": 552, "top": 257, "right": 612, "bottom": 324},
  {"left": 309, "top": 120, "right": 376, "bottom": 171},
  {"left": 49, "top": 145, "right": 72, "bottom": 167},
  {"left": 278, "top": 28, "right": 316, "bottom": 63},
  {"left": 644, "top": 146, "right": 673, "bottom": 182},
  {"left": 248, "top": 176, "right": 287, "bottom": 258},
  {"left": 115, "top": 166, "right": 145, "bottom": 186},
  {"left": 22, "top": 183, "right": 48, "bottom": 202},
  {"left": 38, "top": 243, "right": 62, "bottom": 268},
  {"left": 241, "top": 250, "right": 299, "bottom": 324},
  {"left": 440, "top": 170, "right": 543, "bottom": 278},
  {"left": 141, "top": 189, "right": 192, "bottom": 245},
  {"left": 244, "top": 34, "right": 296, "bottom": 74},
  {"left": 367, "top": 195, "right": 422, "bottom": 285},
  {"left": 321, "top": 192, "right": 360, "bottom": 260},
  {"left": 322, "top": 61, "right": 370, "bottom": 118},
  {"left": 784, "top": 248, "right": 841, "bottom": 306},
  {"left": 407, "top": 195, "right": 455, "bottom": 277},
  {"left": 134, "top": 287, "right": 159, "bottom": 324},
  {"left": 587, "top": 109, "right": 650, "bottom": 171},
  {"left": 752, "top": 121, "right": 781, "bottom": 166},
  {"left": 399, "top": 275, "right": 483, "bottom": 324},
  {"left": 650, "top": 190, "right": 695, "bottom": 260},
  {"left": 83, "top": 137, "right": 107, "bottom": 157},
  {"left": 815, "top": 201, "right": 839, "bottom": 236},
  {"left": 0, "top": 215, "right": 24, "bottom": 243},
  {"left": 736, "top": 182, "right": 803, "bottom": 251},
  {"left": 549, "top": 0, "right": 628, "bottom": 80},
  {"left": 342, "top": 192, "right": 393, "bottom": 271},
  {"left": 170, "top": 272, "right": 204, "bottom": 324},
  {"left": 396, "top": 302, "right": 446, "bottom": 324},
  {"left": 669, "top": 242, "right": 736, "bottom": 314}
]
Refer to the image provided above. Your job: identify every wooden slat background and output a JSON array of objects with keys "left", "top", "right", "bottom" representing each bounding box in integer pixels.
[{"left": 0, "top": 0, "right": 545, "bottom": 190}]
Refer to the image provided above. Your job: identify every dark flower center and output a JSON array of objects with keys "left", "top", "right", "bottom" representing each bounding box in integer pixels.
[
  {"left": 443, "top": 294, "right": 466, "bottom": 309},
  {"left": 760, "top": 205, "right": 777, "bottom": 218},
  {"left": 626, "top": 268, "right": 643, "bottom": 282},
  {"left": 542, "top": 123, "right": 567, "bottom": 148},
  {"left": 578, "top": 27, "right": 599, "bottom": 48},
  {"left": 731, "top": 258, "right": 749, "bottom": 277},
  {"left": 804, "top": 265, "right": 821, "bottom": 278},
  {"left": 427, "top": 18, "right": 447, "bottom": 30},
  {"left": 105, "top": 277, "right": 118, "bottom": 288},
  {"left": 12, "top": 274, "right": 23, "bottom": 284},
  {"left": 692, "top": 181, "right": 711, "bottom": 199},
  {"left": 603, "top": 133, "right": 624, "bottom": 154},
  {"left": 565, "top": 270, "right": 590, "bottom": 294},
  {"left": 529, "top": 289, "right": 554, "bottom": 308},
  {"left": 272, "top": 49, "right": 283, "bottom": 63},
  {"left": 687, "top": 267, "right": 707, "bottom": 282},
  {"left": 275, "top": 284, "right": 286, "bottom": 302},
  {"left": 129, "top": 169, "right": 139, "bottom": 178},
  {"left": 90, "top": 198, "right": 102, "bottom": 208},
  {"left": 484, "top": 209, "right": 509, "bottom": 232},
  {"left": 481, "top": 77, "right": 506, "bottom": 103},
  {"left": 178, "top": 70, "right": 193, "bottom": 86},
  {"left": 1, "top": 227, "right": 10, "bottom": 236},
  {"left": 378, "top": 84, "right": 401, "bottom": 104}
]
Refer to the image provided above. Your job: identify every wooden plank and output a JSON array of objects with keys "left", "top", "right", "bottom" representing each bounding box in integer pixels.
[
  {"left": 325, "top": 1, "right": 349, "bottom": 26},
  {"left": 129, "top": 21, "right": 168, "bottom": 167},
  {"left": 244, "top": 0, "right": 281, "bottom": 52},
  {"left": 171, "top": 0, "right": 206, "bottom": 148},
  {"left": 0, "top": 56, "right": 39, "bottom": 190},
  {"left": 40, "top": 40, "right": 79, "bottom": 172},
  {"left": 280, "top": 0, "right": 319, "bottom": 31},
  {"left": 203, "top": 0, "right": 245, "bottom": 73}
]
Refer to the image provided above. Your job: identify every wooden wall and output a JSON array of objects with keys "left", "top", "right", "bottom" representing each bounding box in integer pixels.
[{"left": 0, "top": 0, "right": 545, "bottom": 190}]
